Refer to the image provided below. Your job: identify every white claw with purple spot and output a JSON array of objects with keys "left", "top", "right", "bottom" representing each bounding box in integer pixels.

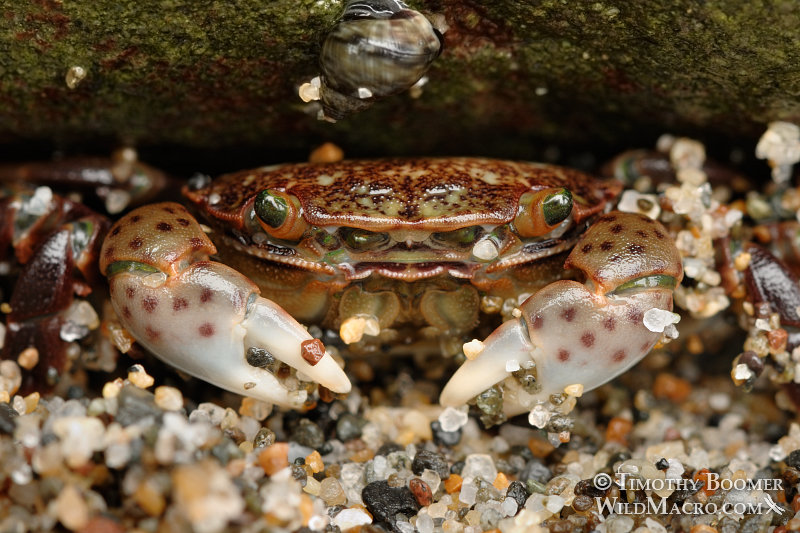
[
  {"left": 440, "top": 212, "right": 684, "bottom": 420},
  {"left": 101, "top": 203, "right": 351, "bottom": 408}
]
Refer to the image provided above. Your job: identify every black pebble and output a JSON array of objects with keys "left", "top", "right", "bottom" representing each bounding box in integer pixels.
[
  {"left": 412, "top": 449, "right": 450, "bottom": 479},
  {"left": 376, "top": 442, "right": 403, "bottom": 456},
  {"left": 291, "top": 419, "right": 325, "bottom": 450},
  {"left": 116, "top": 385, "right": 162, "bottom": 426},
  {"left": 430, "top": 420, "right": 462, "bottom": 446},
  {"left": 574, "top": 478, "right": 606, "bottom": 498},
  {"left": 291, "top": 464, "right": 308, "bottom": 486},
  {"left": 505, "top": 480, "right": 529, "bottom": 508},
  {"left": 246, "top": 347, "right": 275, "bottom": 368},
  {"left": 362, "top": 480, "right": 420, "bottom": 528},
  {"left": 0, "top": 403, "right": 17, "bottom": 434},
  {"left": 655, "top": 457, "right": 669, "bottom": 470},
  {"left": 327, "top": 505, "right": 346, "bottom": 518},
  {"left": 336, "top": 413, "right": 366, "bottom": 441},
  {"left": 519, "top": 458, "right": 551, "bottom": 484},
  {"left": 785, "top": 449, "right": 800, "bottom": 469}
]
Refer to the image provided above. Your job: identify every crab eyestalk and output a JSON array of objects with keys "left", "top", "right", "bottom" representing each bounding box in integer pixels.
[
  {"left": 100, "top": 202, "right": 351, "bottom": 408},
  {"left": 440, "top": 212, "right": 684, "bottom": 418}
]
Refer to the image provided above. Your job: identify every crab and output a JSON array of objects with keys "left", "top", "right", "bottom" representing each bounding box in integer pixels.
[
  {"left": 95, "top": 157, "right": 684, "bottom": 420},
  {"left": 0, "top": 184, "right": 110, "bottom": 393}
]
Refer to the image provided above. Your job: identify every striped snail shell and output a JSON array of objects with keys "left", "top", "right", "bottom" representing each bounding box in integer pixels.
[{"left": 317, "top": 0, "right": 443, "bottom": 121}]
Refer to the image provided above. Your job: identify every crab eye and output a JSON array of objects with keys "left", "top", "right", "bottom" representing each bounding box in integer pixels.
[
  {"left": 341, "top": 228, "right": 389, "bottom": 250},
  {"left": 432, "top": 226, "right": 483, "bottom": 247},
  {"left": 254, "top": 189, "right": 309, "bottom": 240},
  {"left": 513, "top": 188, "right": 573, "bottom": 238}
]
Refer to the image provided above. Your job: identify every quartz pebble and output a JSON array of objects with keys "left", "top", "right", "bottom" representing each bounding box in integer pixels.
[
  {"left": 643, "top": 308, "right": 681, "bottom": 333},
  {"left": 17, "top": 347, "right": 38, "bottom": 370},
  {"left": 55, "top": 484, "right": 89, "bottom": 531},
  {"left": 420, "top": 468, "right": 441, "bottom": 493},
  {"left": 459, "top": 481, "right": 478, "bottom": 505},
  {"left": 238, "top": 397, "right": 272, "bottom": 421},
  {"left": 501, "top": 496, "right": 519, "bottom": 516},
  {"left": 52, "top": 416, "right": 105, "bottom": 468},
  {"left": 607, "top": 514, "right": 635, "bottom": 533},
  {"left": 416, "top": 512, "right": 435, "bottom": 533},
  {"left": 528, "top": 404, "right": 551, "bottom": 428},
  {"left": 0, "top": 360, "right": 22, "bottom": 395},
  {"left": 333, "top": 507, "right": 372, "bottom": 529},
  {"left": 438, "top": 405, "right": 469, "bottom": 432},
  {"left": 258, "top": 442, "right": 289, "bottom": 475},
  {"left": 461, "top": 454, "right": 497, "bottom": 482},
  {"left": 127, "top": 364, "right": 155, "bottom": 388},
  {"left": 154, "top": 386, "right": 183, "bottom": 411},
  {"left": 320, "top": 477, "right": 347, "bottom": 506},
  {"left": 172, "top": 460, "right": 244, "bottom": 533}
]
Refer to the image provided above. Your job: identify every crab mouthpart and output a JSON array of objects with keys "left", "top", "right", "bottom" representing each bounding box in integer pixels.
[{"left": 343, "top": 261, "right": 479, "bottom": 281}]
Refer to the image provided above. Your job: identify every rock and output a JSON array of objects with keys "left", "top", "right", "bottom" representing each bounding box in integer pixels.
[
  {"left": 258, "top": 443, "right": 289, "bottom": 476},
  {"left": 336, "top": 413, "right": 366, "bottom": 442},
  {"left": 0, "top": 402, "right": 18, "bottom": 434},
  {"left": 333, "top": 507, "right": 373, "bottom": 530},
  {"left": 115, "top": 385, "right": 161, "bottom": 427},
  {"left": 430, "top": 420, "right": 462, "bottom": 447},
  {"left": 319, "top": 477, "right": 347, "bottom": 507},
  {"left": 506, "top": 480, "right": 529, "bottom": 509},
  {"left": 519, "top": 459, "right": 552, "bottom": 485},
  {"left": 55, "top": 484, "right": 89, "bottom": 531},
  {"left": 290, "top": 419, "right": 325, "bottom": 450},
  {"left": 171, "top": 460, "right": 245, "bottom": 533},
  {"left": 785, "top": 449, "right": 800, "bottom": 469},
  {"left": 409, "top": 478, "right": 433, "bottom": 506},
  {"left": 460, "top": 454, "right": 497, "bottom": 483},
  {"left": 6, "top": 2, "right": 799, "bottom": 154},
  {"left": 412, "top": 450, "right": 449, "bottom": 479},
  {"left": 362, "top": 480, "right": 419, "bottom": 527}
]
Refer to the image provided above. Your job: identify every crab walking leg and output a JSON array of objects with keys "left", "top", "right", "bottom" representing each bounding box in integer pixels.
[
  {"left": 100, "top": 202, "right": 351, "bottom": 407},
  {"left": 441, "top": 211, "right": 684, "bottom": 417}
]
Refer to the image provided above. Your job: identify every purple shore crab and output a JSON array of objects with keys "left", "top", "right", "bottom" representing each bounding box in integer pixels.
[
  {"left": 97, "top": 158, "right": 684, "bottom": 421},
  {"left": 0, "top": 185, "right": 110, "bottom": 393}
]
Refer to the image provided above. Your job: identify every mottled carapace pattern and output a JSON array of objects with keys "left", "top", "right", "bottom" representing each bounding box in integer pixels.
[
  {"left": 564, "top": 212, "right": 684, "bottom": 293},
  {"left": 184, "top": 158, "right": 621, "bottom": 232},
  {"left": 99, "top": 203, "right": 216, "bottom": 277}
]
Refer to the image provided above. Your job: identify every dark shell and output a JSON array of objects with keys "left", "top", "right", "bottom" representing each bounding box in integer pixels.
[
  {"left": 318, "top": 0, "right": 442, "bottom": 120},
  {"left": 184, "top": 158, "right": 621, "bottom": 232}
]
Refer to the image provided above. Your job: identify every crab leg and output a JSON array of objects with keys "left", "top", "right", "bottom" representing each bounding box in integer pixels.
[
  {"left": 441, "top": 212, "right": 684, "bottom": 417},
  {"left": 100, "top": 203, "right": 351, "bottom": 408}
]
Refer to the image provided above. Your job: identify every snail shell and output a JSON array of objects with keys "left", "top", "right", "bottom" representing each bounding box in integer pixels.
[{"left": 317, "top": 0, "right": 442, "bottom": 121}]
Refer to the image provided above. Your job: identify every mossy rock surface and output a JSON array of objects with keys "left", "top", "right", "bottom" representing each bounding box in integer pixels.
[{"left": 2, "top": 0, "right": 799, "bottom": 157}]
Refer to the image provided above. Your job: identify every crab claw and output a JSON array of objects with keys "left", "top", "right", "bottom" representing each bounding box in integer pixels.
[
  {"left": 100, "top": 203, "right": 351, "bottom": 408},
  {"left": 440, "top": 212, "right": 684, "bottom": 417}
]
